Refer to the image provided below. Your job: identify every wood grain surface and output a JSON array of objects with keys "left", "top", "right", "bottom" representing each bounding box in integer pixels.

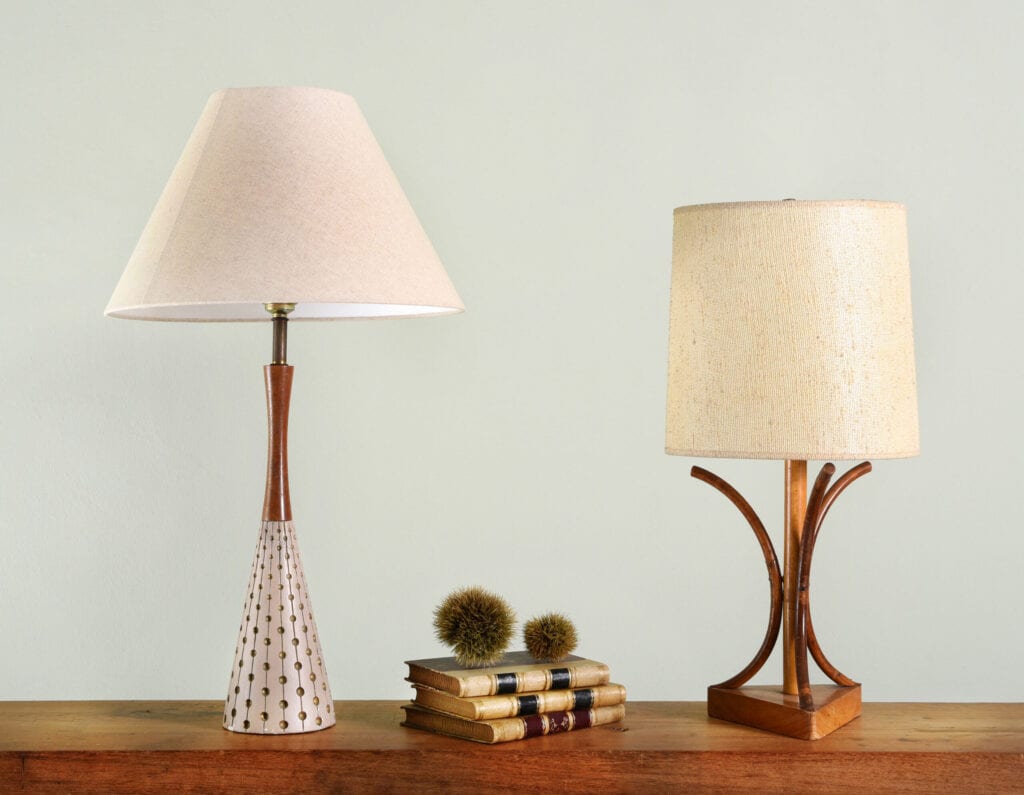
[
  {"left": 1, "top": 701, "right": 1021, "bottom": 793},
  {"left": 707, "top": 684, "right": 862, "bottom": 741}
]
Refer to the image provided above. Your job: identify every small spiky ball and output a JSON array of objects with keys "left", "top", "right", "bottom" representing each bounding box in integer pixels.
[
  {"left": 523, "top": 613, "right": 578, "bottom": 661},
  {"left": 434, "top": 586, "right": 515, "bottom": 667}
]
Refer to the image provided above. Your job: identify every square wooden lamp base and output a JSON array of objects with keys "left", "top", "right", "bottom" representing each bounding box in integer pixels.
[{"left": 707, "top": 684, "right": 862, "bottom": 740}]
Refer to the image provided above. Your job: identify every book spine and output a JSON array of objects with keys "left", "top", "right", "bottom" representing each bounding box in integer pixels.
[
  {"left": 413, "top": 683, "right": 627, "bottom": 720},
  {"left": 479, "top": 684, "right": 625, "bottom": 720},
  {"left": 493, "top": 704, "right": 626, "bottom": 743},
  {"left": 459, "top": 663, "right": 610, "bottom": 698}
]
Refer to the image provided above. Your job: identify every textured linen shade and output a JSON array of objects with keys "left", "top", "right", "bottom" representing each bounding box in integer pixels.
[
  {"left": 666, "top": 200, "right": 918, "bottom": 461},
  {"left": 105, "top": 87, "right": 463, "bottom": 321}
]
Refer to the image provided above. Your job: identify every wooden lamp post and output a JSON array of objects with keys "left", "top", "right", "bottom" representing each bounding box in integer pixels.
[
  {"left": 665, "top": 200, "right": 919, "bottom": 740},
  {"left": 106, "top": 87, "right": 464, "bottom": 734}
]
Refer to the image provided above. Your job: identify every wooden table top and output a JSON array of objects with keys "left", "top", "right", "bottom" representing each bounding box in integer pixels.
[{"left": 1, "top": 700, "right": 1022, "bottom": 792}]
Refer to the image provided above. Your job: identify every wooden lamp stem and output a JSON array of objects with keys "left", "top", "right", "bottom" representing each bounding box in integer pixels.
[
  {"left": 782, "top": 459, "right": 806, "bottom": 696},
  {"left": 262, "top": 364, "right": 293, "bottom": 522},
  {"left": 262, "top": 303, "right": 296, "bottom": 523}
]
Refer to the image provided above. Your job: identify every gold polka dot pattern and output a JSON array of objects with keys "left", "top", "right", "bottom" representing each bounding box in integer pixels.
[{"left": 223, "top": 521, "right": 335, "bottom": 734}]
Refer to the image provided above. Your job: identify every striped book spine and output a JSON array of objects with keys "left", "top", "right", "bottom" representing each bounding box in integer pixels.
[
  {"left": 401, "top": 703, "right": 626, "bottom": 744},
  {"left": 405, "top": 652, "right": 610, "bottom": 698},
  {"left": 411, "top": 682, "right": 626, "bottom": 721}
]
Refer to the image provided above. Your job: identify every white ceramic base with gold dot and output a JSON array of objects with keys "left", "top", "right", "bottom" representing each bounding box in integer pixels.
[{"left": 224, "top": 521, "right": 335, "bottom": 734}]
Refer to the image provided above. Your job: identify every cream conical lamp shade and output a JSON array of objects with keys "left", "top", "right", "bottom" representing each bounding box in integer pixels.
[
  {"left": 105, "top": 87, "right": 463, "bottom": 320},
  {"left": 666, "top": 200, "right": 919, "bottom": 460}
]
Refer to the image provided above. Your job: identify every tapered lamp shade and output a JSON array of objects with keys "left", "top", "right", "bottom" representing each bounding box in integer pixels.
[
  {"left": 105, "top": 87, "right": 463, "bottom": 320},
  {"left": 666, "top": 200, "right": 919, "bottom": 460}
]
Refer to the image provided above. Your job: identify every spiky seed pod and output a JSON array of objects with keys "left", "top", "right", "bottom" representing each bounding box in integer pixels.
[
  {"left": 433, "top": 586, "right": 516, "bottom": 667},
  {"left": 523, "top": 612, "right": 578, "bottom": 662}
]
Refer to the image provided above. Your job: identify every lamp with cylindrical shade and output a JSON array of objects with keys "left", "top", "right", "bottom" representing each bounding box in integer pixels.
[
  {"left": 666, "top": 200, "right": 918, "bottom": 740},
  {"left": 106, "top": 87, "right": 463, "bottom": 734}
]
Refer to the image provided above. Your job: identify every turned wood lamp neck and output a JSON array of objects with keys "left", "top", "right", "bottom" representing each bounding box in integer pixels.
[{"left": 262, "top": 303, "right": 296, "bottom": 523}]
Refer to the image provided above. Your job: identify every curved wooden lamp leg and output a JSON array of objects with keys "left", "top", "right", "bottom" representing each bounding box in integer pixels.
[
  {"left": 691, "top": 467, "right": 784, "bottom": 690},
  {"left": 795, "top": 462, "right": 872, "bottom": 707},
  {"left": 805, "top": 462, "right": 872, "bottom": 689},
  {"left": 795, "top": 464, "right": 835, "bottom": 709}
]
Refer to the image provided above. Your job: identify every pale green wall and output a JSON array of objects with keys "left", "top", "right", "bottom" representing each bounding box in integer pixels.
[{"left": 2, "top": 0, "right": 1021, "bottom": 701}]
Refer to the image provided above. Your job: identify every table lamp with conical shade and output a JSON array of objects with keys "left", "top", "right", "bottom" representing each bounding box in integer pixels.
[{"left": 107, "top": 87, "right": 464, "bottom": 734}]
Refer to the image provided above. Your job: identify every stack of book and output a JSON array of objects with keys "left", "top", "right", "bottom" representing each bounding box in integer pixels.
[{"left": 401, "top": 651, "right": 626, "bottom": 744}]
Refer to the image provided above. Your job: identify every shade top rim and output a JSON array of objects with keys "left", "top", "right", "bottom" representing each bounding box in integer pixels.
[
  {"left": 673, "top": 199, "right": 905, "bottom": 214},
  {"left": 210, "top": 85, "right": 354, "bottom": 99}
]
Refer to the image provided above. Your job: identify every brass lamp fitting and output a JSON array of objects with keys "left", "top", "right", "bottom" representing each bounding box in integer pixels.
[{"left": 265, "top": 303, "right": 296, "bottom": 364}]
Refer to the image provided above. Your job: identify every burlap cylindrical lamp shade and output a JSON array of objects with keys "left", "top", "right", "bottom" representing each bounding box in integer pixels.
[
  {"left": 106, "top": 87, "right": 463, "bottom": 320},
  {"left": 666, "top": 200, "right": 919, "bottom": 460}
]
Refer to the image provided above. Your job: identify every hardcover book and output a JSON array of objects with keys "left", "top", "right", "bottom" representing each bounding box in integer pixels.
[
  {"left": 404, "top": 652, "right": 611, "bottom": 698},
  {"left": 401, "top": 703, "right": 626, "bottom": 744},
  {"left": 411, "top": 682, "right": 627, "bottom": 721}
]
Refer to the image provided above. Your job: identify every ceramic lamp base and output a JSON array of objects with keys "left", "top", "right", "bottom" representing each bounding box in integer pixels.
[
  {"left": 708, "top": 684, "right": 861, "bottom": 740},
  {"left": 223, "top": 520, "right": 335, "bottom": 734}
]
